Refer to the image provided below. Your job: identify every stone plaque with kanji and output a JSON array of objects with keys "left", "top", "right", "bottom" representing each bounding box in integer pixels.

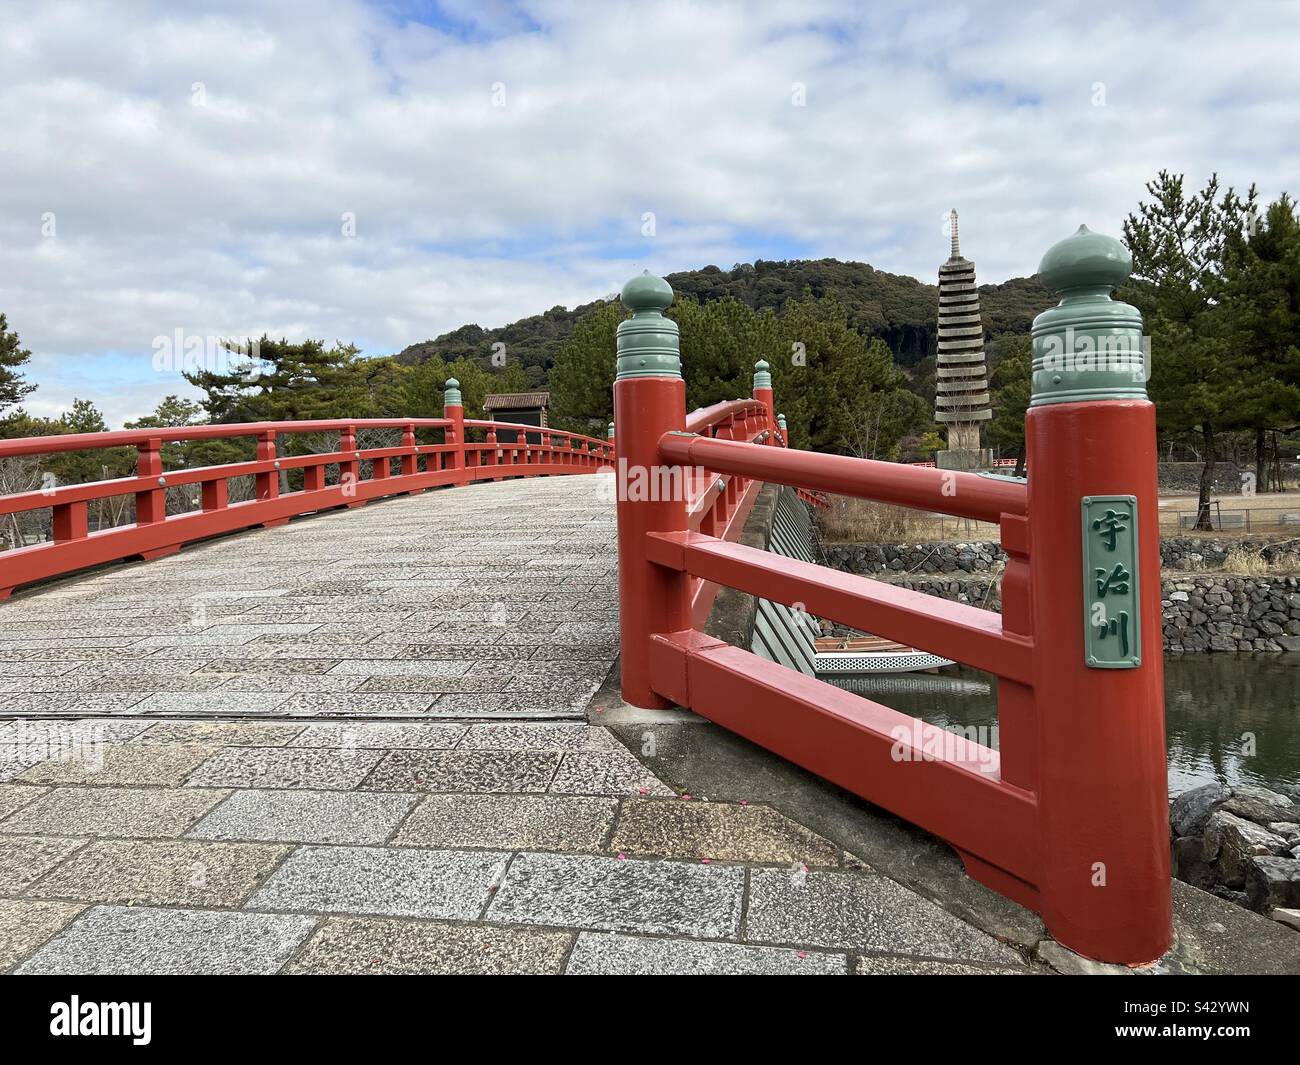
[{"left": 1081, "top": 495, "right": 1141, "bottom": 669}]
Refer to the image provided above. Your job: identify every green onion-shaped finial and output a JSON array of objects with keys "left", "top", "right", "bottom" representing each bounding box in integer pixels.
[
  {"left": 443, "top": 377, "right": 462, "bottom": 408},
  {"left": 616, "top": 271, "right": 680, "bottom": 380},
  {"left": 1030, "top": 226, "right": 1146, "bottom": 406},
  {"left": 753, "top": 359, "right": 772, "bottom": 389},
  {"left": 607, "top": 421, "right": 615, "bottom": 439}
]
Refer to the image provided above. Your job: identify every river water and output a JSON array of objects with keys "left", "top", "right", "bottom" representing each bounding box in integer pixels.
[{"left": 830, "top": 655, "right": 1300, "bottom": 797}]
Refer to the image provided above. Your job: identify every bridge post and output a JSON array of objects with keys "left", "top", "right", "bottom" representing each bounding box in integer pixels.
[
  {"left": 134, "top": 437, "right": 166, "bottom": 525},
  {"left": 752, "top": 360, "right": 775, "bottom": 443},
  {"left": 1025, "top": 226, "right": 1171, "bottom": 964},
  {"left": 615, "top": 271, "right": 691, "bottom": 709},
  {"left": 776, "top": 412, "right": 788, "bottom": 446},
  {"left": 443, "top": 378, "right": 468, "bottom": 487},
  {"left": 338, "top": 424, "right": 364, "bottom": 509},
  {"left": 255, "top": 430, "right": 278, "bottom": 501}
]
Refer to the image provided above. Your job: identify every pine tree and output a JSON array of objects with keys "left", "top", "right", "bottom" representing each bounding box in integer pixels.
[
  {"left": 987, "top": 336, "right": 1031, "bottom": 474},
  {"left": 1217, "top": 195, "right": 1300, "bottom": 490},
  {"left": 0, "top": 314, "right": 36, "bottom": 418},
  {"left": 1123, "top": 171, "right": 1256, "bottom": 528},
  {"left": 548, "top": 300, "right": 623, "bottom": 434}
]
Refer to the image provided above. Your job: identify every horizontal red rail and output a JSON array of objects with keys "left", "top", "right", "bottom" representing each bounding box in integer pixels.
[
  {"left": 646, "top": 530, "right": 1034, "bottom": 683},
  {"left": 684, "top": 399, "right": 769, "bottom": 436},
  {"left": 648, "top": 631, "right": 1038, "bottom": 885},
  {"left": 658, "top": 432, "right": 1026, "bottom": 524},
  {"left": 0, "top": 416, "right": 613, "bottom": 598},
  {"left": 0, "top": 418, "right": 609, "bottom": 459}
]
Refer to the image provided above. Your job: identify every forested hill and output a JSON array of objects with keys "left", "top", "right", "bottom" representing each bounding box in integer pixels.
[{"left": 395, "top": 259, "right": 1051, "bottom": 387}]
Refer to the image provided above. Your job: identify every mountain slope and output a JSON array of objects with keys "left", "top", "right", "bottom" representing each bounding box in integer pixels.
[{"left": 395, "top": 258, "right": 1051, "bottom": 385}]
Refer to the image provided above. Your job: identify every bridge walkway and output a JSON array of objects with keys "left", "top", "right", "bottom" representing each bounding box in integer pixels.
[
  {"left": 0, "top": 476, "right": 1037, "bottom": 974},
  {"left": 0, "top": 476, "right": 617, "bottom": 721}
]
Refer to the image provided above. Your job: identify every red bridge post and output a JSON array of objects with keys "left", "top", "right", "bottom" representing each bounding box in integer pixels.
[
  {"left": 752, "top": 360, "right": 774, "bottom": 443},
  {"left": 443, "top": 378, "right": 468, "bottom": 487},
  {"left": 1026, "top": 226, "right": 1171, "bottom": 963},
  {"left": 615, "top": 272, "right": 690, "bottom": 709}
]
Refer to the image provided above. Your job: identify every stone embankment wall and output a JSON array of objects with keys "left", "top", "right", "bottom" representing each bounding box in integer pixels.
[{"left": 823, "top": 539, "right": 1300, "bottom": 652}]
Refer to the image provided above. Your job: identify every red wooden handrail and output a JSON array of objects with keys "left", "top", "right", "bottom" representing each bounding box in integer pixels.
[
  {"left": 0, "top": 414, "right": 614, "bottom": 598},
  {"left": 659, "top": 432, "right": 1026, "bottom": 524},
  {"left": 0, "top": 417, "right": 611, "bottom": 459},
  {"left": 684, "top": 399, "right": 768, "bottom": 436}
]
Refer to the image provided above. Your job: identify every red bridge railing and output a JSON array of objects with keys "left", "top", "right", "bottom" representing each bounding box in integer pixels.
[
  {"left": 0, "top": 381, "right": 612, "bottom": 598},
  {"left": 613, "top": 236, "right": 1171, "bottom": 967}
]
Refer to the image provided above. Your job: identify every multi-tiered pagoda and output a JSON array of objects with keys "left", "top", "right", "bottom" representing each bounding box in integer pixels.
[{"left": 934, "top": 210, "right": 992, "bottom": 471}]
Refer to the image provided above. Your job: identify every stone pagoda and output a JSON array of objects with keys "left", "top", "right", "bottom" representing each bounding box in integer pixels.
[{"left": 933, "top": 210, "right": 992, "bottom": 471}]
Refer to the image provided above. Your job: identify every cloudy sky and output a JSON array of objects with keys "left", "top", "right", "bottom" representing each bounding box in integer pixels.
[{"left": 1, "top": 0, "right": 1297, "bottom": 426}]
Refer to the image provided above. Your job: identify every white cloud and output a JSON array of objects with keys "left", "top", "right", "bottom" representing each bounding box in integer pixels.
[{"left": 0, "top": 0, "right": 1296, "bottom": 425}]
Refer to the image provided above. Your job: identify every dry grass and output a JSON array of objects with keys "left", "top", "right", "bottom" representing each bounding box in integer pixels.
[
  {"left": 1219, "top": 544, "right": 1300, "bottom": 576},
  {"left": 817, "top": 495, "right": 1002, "bottom": 543},
  {"left": 818, "top": 498, "right": 931, "bottom": 542}
]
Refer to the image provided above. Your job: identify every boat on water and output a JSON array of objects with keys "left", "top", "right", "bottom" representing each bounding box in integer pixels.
[{"left": 813, "top": 634, "right": 954, "bottom": 675}]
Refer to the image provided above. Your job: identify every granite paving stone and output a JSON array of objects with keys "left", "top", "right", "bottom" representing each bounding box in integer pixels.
[
  {"left": 248, "top": 845, "right": 508, "bottom": 919},
  {"left": 611, "top": 799, "right": 842, "bottom": 866},
  {"left": 0, "top": 899, "right": 85, "bottom": 971},
  {"left": 548, "top": 750, "right": 675, "bottom": 797},
  {"left": 1, "top": 787, "right": 228, "bottom": 839},
  {"left": 285, "top": 917, "right": 571, "bottom": 975},
  {"left": 355, "top": 675, "right": 500, "bottom": 694},
  {"left": 394, "top": 794, "right": 617, "bottom": 851},
  {"left": 326, "top": 660, "right": 475, "bottom": 677},
  {"left": 565, "top": 932, "right": 847, "bottom": 975},
  {"left": 127, "top": 692, "right": 294, "bottom": 716},
  {"left": 16, "top": 905, "right": 316, "bottom": 975},
  {"left": 0, "top": 785, "right": 47, "bottom": 821},
  {"left": 0, "top": 663, "right": 79, "bottom": 676},
  {"left": 274, "top": 693, "right": 437, "bottom": 716},
  {"left": 744, "top": 868, "right": 1024, "bottom": 965},
  {"left": 1, "top": 719, "right": 152, "bottom": 751},
  {"left": 31, "top": 839, "right": 289, "bottom": 907},
  {"left": 77, "top": 675, "right": 230, "bottom": 693},
  {"left": 216, "top": 675, "right": 365, "bottom": 693},
  {"left": 0, "top": 835, "right": 86, "bottom": 893},
  {"left": 15, "top": 743, "right": 218, "bottom": 787},
  {"left": 189, "top": 789, "right": 417, "bottom": 844},
  {"left": 192, "top": 658, "right": 340, "bottom": 675},
  {"left": 362, "top": 750, "right": 561, "bottom": 793},
  {"left": 187, "top": 747, "right": 383, "bottom": 789},
  {"left": 423, "top": 700, "right": 584, "bottom": 720},
  {"left": 487, "top": 852, "right": 744, "bottom": 938},
  {"left": 133, "top": 721, "right": 307, "bottom": 746},
  {"left": 457, "top": 722, "right": 623, "bottom": 752},
  {"left": 289, "top": 722, "right": 468, "bottom": 750},
  {"left": 853, "top": 955, "right": 1031, "bottom": 975}
]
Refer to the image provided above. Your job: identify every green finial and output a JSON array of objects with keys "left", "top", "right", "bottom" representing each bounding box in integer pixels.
[
  {"left": 1030, "top": 225, "right": 1147, "bottom": 407},
  {"left": 753, "top": 359, "right": 772, "bottom": 389},
  {"left": 616, "top": 271, "right": 680, "bottom": 380},
  {"left": 443, "top": 377, "right": 462, "bottom": 408},
  {"left": 607, "top": 421, "right": 615, "bottom": 439},
  {"left": 777, "top": 413, "right": 787, "bottom": 431}
]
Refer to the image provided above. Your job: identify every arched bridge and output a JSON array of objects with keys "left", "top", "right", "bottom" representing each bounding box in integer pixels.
[{"left": 0, "top": 229, "right": 1187, "bottom": 972}]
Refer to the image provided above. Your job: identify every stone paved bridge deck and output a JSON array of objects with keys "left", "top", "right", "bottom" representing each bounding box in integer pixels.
[
  {"left": 0, "top": 476, "right": 1042, "bottom": 973},
  {"left": 0, "top": 477, "right": 619, "bottom": 721},
  {"left": 10, "top": 476, "right": 1278, "bottom": 974}
]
